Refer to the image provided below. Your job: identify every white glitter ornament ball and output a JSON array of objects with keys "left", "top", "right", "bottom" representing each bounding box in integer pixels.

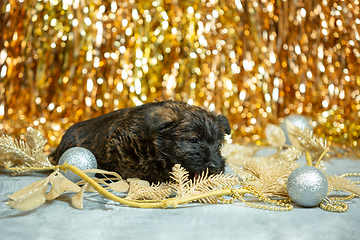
[
  {"left": 280, "top": 114, "right": 313, "bottom": 145},
  {"left": 58, "top": 147, "right": 98, "bottom": 183},
  {"left": 287, "top": 166, "right": 328, "bottom": 207}
]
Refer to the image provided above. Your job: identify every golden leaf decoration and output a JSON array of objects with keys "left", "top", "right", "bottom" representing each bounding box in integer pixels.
[
  {"left": 71, "top": 182, "right": 97, "bottom": 209},
  {"left": 278, "top": 147, "right": 303, "bottom": 166},
  {"left": 170, "top": 164, "right": 190, "bottom": 198},
  {"left": 71, "top": 188, "right": 86, "bottom": 209},
  {"left": 24, "top": 128, "right": 50, "bottom": 165},
  {"left": 185, "top": 170, "right": 239, "bottom": 203},
  {"left": 7, "top": 170, "right": 80, "bottom": 211},
  {"left": 170, "top": 164, "right": 239, "bottom": 203},
  {"left": 228, "top": 163, "right": 254, "bottom": 182},
  {"left": 0, "top": 128, "right": 53, "bottom": 175},
  {"left": 265, "top": 124, "right": 286, "bottom": 147},
  {"left": 286, "top": 121, "right": 328, "bottom": 163},
  {"left": 279, "top": 147, "right": 302, "bottom": 161},
  {"left": 125, "top": 180, "right": 172, "bottom": 201},
  {"left": 6, "top": 178, "right": 50, "bottom": 211},
  {"left": 46, "top": 170, "right": 81, "bottom": 200},
  {"left": 327, "top": 175, "right": 360, "bottom": 196},
  {"left": 242, "top": 160, "right": 299, "bottom": 198},
  {"left": 81, "top": 181, "right": 97, "bottom": 193},
  {"left": 108, "top": 180, "right": 130, "bottom": 192}
]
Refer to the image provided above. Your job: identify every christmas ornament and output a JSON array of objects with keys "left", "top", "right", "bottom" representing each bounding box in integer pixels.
[
  {"left": 287, "top": 166, "right": 328, "bottom": 207},
  {"left": 280, "top": 115, "right": 313, "bottom": 145},
  {"left": 58, "top": 147, "right": 97, "bottom": 183}
]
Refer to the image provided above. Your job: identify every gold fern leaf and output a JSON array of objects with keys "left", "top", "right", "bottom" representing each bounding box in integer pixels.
[
  {"left": 241, "top": 161, "right": 262, "bottom": 180},
  {"left": 0, "top": 135, "right": 33, "bottom": 163},
  {"left": 169, "top": 164, "right": 239, "bottom": 203},
  {"left": 286, "top": 121, "right": 328, "bottom": 163},
  {"left": 185, "top": 170, "right": 239, "bottom": 203},
  {"left": 170, "top": 164, "right": 191, "bottom": 198},
  {"left": 125, "top": 179, "right": 172, "bottom": 201},
  {"left": 242, "top": 160, "right": 299, "bottom": 198},
  {"left": 24, "top": 128, "right": 51, "bottom": 166},
  {"left": 278, "top": 147, "right": 303, "bottom": 164},
  {"left": 0, "top": 128, "right": 52, "bottom": 174},
  {"left": 228, "top": 163, "right": 254, "bottom": 182},
  {"left": 327, "top": 175, "right": 360, "bottom": 196}
]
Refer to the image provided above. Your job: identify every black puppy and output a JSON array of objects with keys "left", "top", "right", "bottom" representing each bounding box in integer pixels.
[{"left": 52, "top": 100, "right": 231, "bottom": 183}]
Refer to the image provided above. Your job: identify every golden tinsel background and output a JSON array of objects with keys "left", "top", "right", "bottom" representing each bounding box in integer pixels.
[{"left": 0, "top": 0, "right": 359, "bottom": 156}]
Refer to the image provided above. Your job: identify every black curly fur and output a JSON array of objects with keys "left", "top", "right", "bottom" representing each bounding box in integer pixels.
[{"left": 52, "top": 100, "right": 231, "bottom": 183}]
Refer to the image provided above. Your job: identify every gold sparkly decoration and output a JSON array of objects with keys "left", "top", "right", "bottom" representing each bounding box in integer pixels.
[
  {"left": 0, "top": 127, "right": 53, "bottom": 174},
  {"left": 170, "top": 164, "right": 239, "bottom": 204},
  {"left": 320, "top": 197, "right": 349, "bottom": 213},
  {"left": 286, "top": 121, "right": 328, "bottom": 166},
  {"left": 0, "top": 0, "right": 359, "bottom": 156},
  {"left": 125, "top": 179, "right": 172, "bottom": 201},
  {"left": 218, "top": 186, "right": 294, "bottom": 212},
  {"left": 7, "top": 170, "right": 81, "bottom": 211},
  {"left": 241, "top": 161, "right": 299, "bottom": 198}
]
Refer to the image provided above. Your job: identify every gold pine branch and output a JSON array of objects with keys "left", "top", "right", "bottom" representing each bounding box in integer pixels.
[
  {"left": 0, "top": 135, "right": 34, "bottom": 163},
  {"left": 286, "top": 121, "right": 328, "bottom": 163},
  {"left": 327, "top": 175, "right": 360, "bottom": 197},
  {"left": 170, "top": 164, "right": 239, "bottom": 204},
  {"left": 125, "top": 180, "right": 172, "bottom": 201},
  {"left": 242, "top": 160, "right": 299, "bottom": 198},
  {"left": 185, "top": 170, "right": 239, "bottom": 203},
  {"left": 170, "top": 164, "right": 191, "bottom": 198},
  {"left": 0, "top": 128, "right": 53, "bottom": 175},
  {"left": 278, "top": 147, "right": 303, "bottom": 165},
  {"left": 24, "top": 128, "right": 51, "bottom": 165}
]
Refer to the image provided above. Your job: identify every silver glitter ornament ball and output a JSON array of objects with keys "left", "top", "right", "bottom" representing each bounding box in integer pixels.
[
  {"left": 287, "top": 166, "right": 328, "bottom": 207},
  {"left": 58, "top": 147, "right": 98, "bottom": 183},
  {"left": 280, "top": 114, "right": 313, "bottom": 145}
]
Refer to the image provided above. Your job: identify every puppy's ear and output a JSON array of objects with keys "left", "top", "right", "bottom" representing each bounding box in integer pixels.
[
  {"left": 144, "top": 107, "right": 177, "bottom": 135},
  {"left": 216, "top": 114, "right": 231, "bottom": 135}
]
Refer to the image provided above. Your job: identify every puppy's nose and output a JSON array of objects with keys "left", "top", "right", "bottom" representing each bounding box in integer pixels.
[{"left": 208, "top": 162, "right": 219, "bottom": 175}]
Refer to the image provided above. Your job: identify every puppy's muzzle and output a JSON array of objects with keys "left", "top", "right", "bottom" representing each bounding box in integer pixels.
[{"left": 207, "top": 162, "right": 221, "bottom": 175}]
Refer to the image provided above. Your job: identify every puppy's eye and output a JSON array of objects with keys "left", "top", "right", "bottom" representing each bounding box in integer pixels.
[{"left": 188, "top": 137, "right": 198, "bottom": 144}]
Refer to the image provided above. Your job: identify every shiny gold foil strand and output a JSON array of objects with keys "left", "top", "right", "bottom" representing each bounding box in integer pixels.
[{"left": 0, "top": 0, "right": 359, "bottom": 155}]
